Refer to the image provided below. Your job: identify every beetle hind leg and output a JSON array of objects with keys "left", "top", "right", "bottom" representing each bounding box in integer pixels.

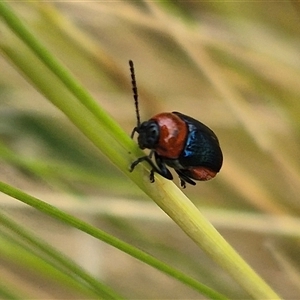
[
  {"left": 175, "top": 169, "right": 196, "bottom": 188},
  {"left": 179, "top": 179, "right": 186, "bottom": 189}
]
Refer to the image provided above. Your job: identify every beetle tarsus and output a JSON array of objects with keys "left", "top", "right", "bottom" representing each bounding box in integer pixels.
[
  {"left": 150, "top": 169, "right": 155, "bottom": 182},
  {"left": 180, "top": 179, "right": 186, "bottom": 189}
]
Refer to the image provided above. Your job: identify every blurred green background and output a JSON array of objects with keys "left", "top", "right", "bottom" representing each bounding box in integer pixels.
[{"left": 1, "top": 1, "right": 300, "bottom": 299}]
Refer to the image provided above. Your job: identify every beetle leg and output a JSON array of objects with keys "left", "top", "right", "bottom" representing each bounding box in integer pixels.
[
  {"left": 179, "top": 179, "right": 186, "bottom": 189},
  {"left": 175, "top": 169, "right": 196, "bottom": 187},
  {"left": 130, "top": 152, "right": 162, "bottom": 182},
  {"left": 130, "top": 155, "right": 153, "bottom": 172},
  {"left": 130, "top": 151, "right": 173, "bottom": 183},
  {"left": 149, "top": 169, "right": 155, "bottom": 183},
  {"left": 154, "top": 153, "right": 173, "bottom": 180}
]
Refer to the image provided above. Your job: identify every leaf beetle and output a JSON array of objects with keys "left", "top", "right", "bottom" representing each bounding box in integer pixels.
[{"left": 129, "top": 60, "right": 223, "bottom": 188}]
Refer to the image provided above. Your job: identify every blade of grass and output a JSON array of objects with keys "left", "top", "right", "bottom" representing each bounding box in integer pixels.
[
  {"left": 0, "top": 1, "right": 130, "bottom": 149},
  {"left": 0, "top": 280, "right": 23, "bottom": 300},
  {"left": 0, "top": 180, "right": 228, "bottom": 300},
  {"left": 0, "top": 212, "right": 124, "bottom": 300},
  {"left": 0, "top": 233, "right": 106, "bottom": 299}
]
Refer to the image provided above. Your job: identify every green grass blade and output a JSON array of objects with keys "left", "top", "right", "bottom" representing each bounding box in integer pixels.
[
  {"left": 0, "top": 212, "right": 124, "bottom": 300},
  {"left": 0, "top": 0, "right": 129, "bottom": 149},
  {"left": 0, "top": 180, "right": 229, "bottom": 300}
]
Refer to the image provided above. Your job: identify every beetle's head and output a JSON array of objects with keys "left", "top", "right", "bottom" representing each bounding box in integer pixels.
[{"left": 137, "top": 120, "right": 159, "bottom": 150}]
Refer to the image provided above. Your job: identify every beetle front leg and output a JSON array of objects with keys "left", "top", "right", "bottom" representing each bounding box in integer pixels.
[
  {"left": 130, "top": 155, "right": 150, "bottom": 172},
  {"left": 130, "top": 151, "right": 173, "bottom": 183},
  {"left": 130, "top": 150, "right": 155, "bottom": 171},
  {"left": 130, "top": 152, "right": 159, "bottom": 183}
]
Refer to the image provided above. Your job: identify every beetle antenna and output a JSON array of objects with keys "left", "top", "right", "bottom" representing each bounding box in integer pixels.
[{"left": 129, "top": 60, "right": 141, "bottom": 128}]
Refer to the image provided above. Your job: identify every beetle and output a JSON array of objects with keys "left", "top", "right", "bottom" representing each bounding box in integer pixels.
[{"left": 129, "top": 60, "right": 223, "bottom": 188}]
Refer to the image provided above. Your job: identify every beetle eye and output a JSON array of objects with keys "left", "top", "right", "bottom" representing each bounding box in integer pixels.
[{"left": 137, "top": 121, "right": 159, "bottom": 149}]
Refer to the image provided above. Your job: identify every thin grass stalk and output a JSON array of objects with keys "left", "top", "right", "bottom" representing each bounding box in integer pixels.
[
  {"left": 0, "top": 212, "right": 124, "bottom": 299},
  {"left": 0, "top": 181, "right": 228, "bottom": 300}
]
